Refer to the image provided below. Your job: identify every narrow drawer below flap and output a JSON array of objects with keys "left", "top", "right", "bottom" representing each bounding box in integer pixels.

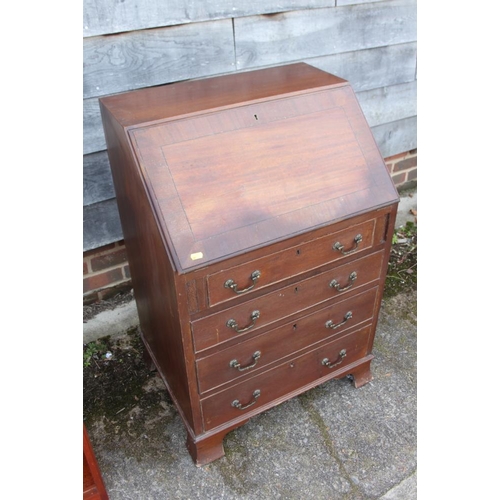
[{"left": 207, "top": 218, "right": 377, "bottom": 307}]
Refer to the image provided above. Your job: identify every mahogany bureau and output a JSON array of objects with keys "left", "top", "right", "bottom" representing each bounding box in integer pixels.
[{"left": 99, "top": 63, "right": 400, "bottom": 466}]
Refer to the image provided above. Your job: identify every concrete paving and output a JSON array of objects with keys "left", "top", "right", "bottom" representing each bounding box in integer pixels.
[
  {"left": 84, "top": 190, "right": 417, "bottom": 500},
  {"left": 84, "top": 300, "right": 140, "bottom": 344}
]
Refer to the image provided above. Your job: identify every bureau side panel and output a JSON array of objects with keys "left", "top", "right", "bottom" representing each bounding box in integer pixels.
[
  {"left": 365, "top": 203, "right": 399, "bottom": 354},
  {"left": 100, "top": 104, "right": 196, "bottom": 430}
]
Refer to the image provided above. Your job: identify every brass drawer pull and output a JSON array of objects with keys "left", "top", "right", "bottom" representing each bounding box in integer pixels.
[
  {"left": 333, "top": 234, "right": 362, "bottom": 255},
  {"left": 325, "top": 311, "right": 353, "bottom": 330},
  {"left": 226, "top": 310, "right": 261, "bottom": 333},
  {"left": 232, "top": 389, "right": 261, "bottom": 410},
  {"left": 224, "top": 270, "right": 261, "bottom": 294},
  {"left": 230, "top": 351, "right": 261, "bottom": 372},
  {"left": 322, "top": 349, "right": 347, "bottom": 369},
  {"left": 330, "top": 271, "right": 357, "bottom": 292}
]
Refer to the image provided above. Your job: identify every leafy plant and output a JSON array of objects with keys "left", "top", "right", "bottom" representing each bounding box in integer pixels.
[
  {"left": 385, "top": 219, "right": 417, "bottom": 297},
  {"left": 83, "top": 340, "right": 107, "bottom": 367}
]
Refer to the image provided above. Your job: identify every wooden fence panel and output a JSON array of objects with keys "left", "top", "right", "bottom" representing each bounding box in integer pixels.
[
  {"left": 84, "top": 199, "right": 123, "bottom": 251},
  {"left": 83, "top": 0, "right": 337, "bottom": 37},
  {"left": 357, "top": 80, "right": 417, "bottom": 128},
  {"left": 84, "top": 19, "right": 235, "bottom": 99},
  {"left": 309, "top": 42, "right": 416, "bottom": 92},
  {"left": 337, "top": 0, "right": 386, "bottom": 5},
  {"left": 84, "top": 151, "right": 115, "bottom": 206},
  {"left": 83, "top": 98, "right": 106, "bottom": 155},
  {"left": 234, "top": 0, "right": 417, "bottom": 69},
  {"left": 372, "top": 116, "right": 417, "bottom": 158}
]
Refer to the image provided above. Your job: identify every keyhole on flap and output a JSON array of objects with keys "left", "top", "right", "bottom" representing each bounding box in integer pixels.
[
  {"left": 254, "top": 114, "right": 259, "bottom": 120},
  {"left": 294, "top": 287, "right": 299, "bottom": 294},
  {"left": 293, "top": 324, "right": 297, "bottom": 331},
  {"left": 296, "top": 249, "right": 301, "bottom": 255}
]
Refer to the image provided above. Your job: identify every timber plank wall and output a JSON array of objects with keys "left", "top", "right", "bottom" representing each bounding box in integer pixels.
[{"left": 83, "top": 0, "right": 417, "bottom": 252}]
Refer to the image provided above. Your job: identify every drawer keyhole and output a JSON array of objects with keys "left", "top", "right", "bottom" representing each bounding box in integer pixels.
[{"left": 296, "top": 249, "right": 301, "bottom": 255}]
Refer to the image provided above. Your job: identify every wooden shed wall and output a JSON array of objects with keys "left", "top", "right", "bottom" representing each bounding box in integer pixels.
[{"left": 83, "top": 0, "right": 417, "bottom": 252}]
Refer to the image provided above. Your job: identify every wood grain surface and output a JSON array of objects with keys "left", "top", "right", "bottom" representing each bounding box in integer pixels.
[
  {"left": 84, "top": 0, "right": 337, "bottom": 37},
  {"left": 121, "top": 69, "right": 398, "bottom": 270},
  {"left": 84, "top": 20, "right": 235, "bottom": 99},
  {"left": 234, "top": 1, "right": 417, "bottom": 69}
]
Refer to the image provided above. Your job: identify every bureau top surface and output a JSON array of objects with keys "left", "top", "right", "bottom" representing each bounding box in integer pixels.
[
  {"left": 104, "top": 64, "right": 399, "bottom": 272},
  {"left": 99, "top": 63, "right": 347, "bottom": 127}
]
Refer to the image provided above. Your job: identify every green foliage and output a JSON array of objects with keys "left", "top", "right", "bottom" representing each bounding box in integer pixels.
[
  {"left": 401, "top": 220, "right": 416, "bottom": 237},
  {"left": 385, "top": 219, "right": 417, "bottom": 298},
  {"left": 83, "top": 340, "right": 108, "bottom": 367}
]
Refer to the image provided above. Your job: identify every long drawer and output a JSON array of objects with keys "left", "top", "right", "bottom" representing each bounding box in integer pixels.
[
  {"left": 206, "top": 218, "right": 379, "bottom": 307},
  {"left": 196, "top": 286, "right": 378, "bottom": 393},
  {"left": 192, "top": 252, "right": 384, "bottom": 352},
  {"left": 201, "top": 324, "right": 372, "bottom": 431}
]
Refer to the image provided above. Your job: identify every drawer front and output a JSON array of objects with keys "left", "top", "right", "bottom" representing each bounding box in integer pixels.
[
  {"left": 192, "top": 252, "right": 383, "bottom": 352},
  {"left": 196, "top": 287, "right": 378, "bottom": 393},
  {"left": 201, "top": 324, "right": 372, "bottom": 431},
  {"left": 207, "top": 218, "right": 377, "bottom": 307}
]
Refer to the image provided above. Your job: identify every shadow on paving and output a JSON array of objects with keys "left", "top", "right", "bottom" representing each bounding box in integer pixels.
[{"left": 84, "top": 287, "right": 416, "bottom": 500}]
